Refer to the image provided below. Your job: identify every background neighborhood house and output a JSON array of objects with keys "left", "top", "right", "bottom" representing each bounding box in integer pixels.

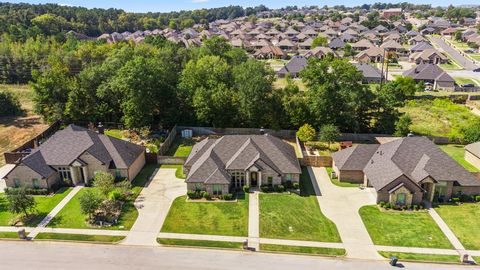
[
  {"left": 332, "top": 137, "right": 480, "bottom": 206},
  {"left": 183, "top": 134, "right": 301, "bottom": 196},
  {"left": 4, "top": 125, "right": 146, "bottom": 189}
]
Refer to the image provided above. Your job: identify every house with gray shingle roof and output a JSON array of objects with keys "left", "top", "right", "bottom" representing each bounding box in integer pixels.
[
  {"left": 184, "top": 135, "right": 301, "bottom": 196},
  {"left": 4, "top": 125, "right": 146, "bottom": 189},
  {"left": 332, "top": 137, "right": 480, "bottom": 205}
]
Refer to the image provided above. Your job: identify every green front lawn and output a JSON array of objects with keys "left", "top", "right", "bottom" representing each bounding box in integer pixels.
[
  {"left": 359, "top": 205, "right": 453, "bottom": 249},
  {"left": 260, "top": 244, "right": 346, "bottom": 256},
  {"left": 326, "top": 167, "right": 360, "bottom": 188},
  {"left": 36, "top": 233, "right": 125, "bottom": 243},
  {"left": 160, "top": 164, "right": 186, "bottom": 179},
  {"left": 435, "top": 203, "right": 480, "bottom": 250},
  {"left": 157, "top": 238, "right": 243, "bottom": 249},
  {"left": 439, "top": 145, "right": 479, "bottom": 172},
  {"left": 48, "top": 188, "right": 138, "bottom": 230},
  {"left": 379, "top": 251, "right": 460, "bottom": 263},
  {"left": 48, "top": 165, "right": 158, "bottom": 230},
  {"left": 0, "top": 187, "right": 72, "bottom": 226},
  {"left": 259, "top": 169, "right": 340, "bottom": 242},
  {"left": 439, "top": 62, "right": 463, "bottom": 70},
  {"left": 454, "top": 77, "right": 479, "bottom": 86},
  {"left": 167, "top": 138, "right": 194, "bottom": 157},
  {"left": 161, "top": 194, "right": 249, "bottom": 236}
]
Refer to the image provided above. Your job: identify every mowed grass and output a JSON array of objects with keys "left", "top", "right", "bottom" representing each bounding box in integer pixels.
[
  {"left": 435, "top": 203, "right": 480, "bottom": 250},
  {"left": 273, "top": 78, "right": 306, "bottom": 91},
  {"left": 48, "top": 165, "right": 158, "bottom": 230},
  {"left": 400, "top": 99, "right": 479, "bottom": 138},
  {"left": 378, "top": 251, "right": 460, "bottom": 263},
  {"left": 359, "top": 205, "right": 453, "bottom": 249},
  {"left": 158, "top": 238, "right": 243, "bottom": 249},
  {"left": 104, "top": 129, "right": 123, "bottom": 139},
  {"left": 325, "top": 167, "right": 360, "bottom": 188},
  {"left": 167, "top": 137, "right": 194, "bottom": 157},
  {"left": 454, "top": 77, "right": 479, "bottom": 86},
  {"left": 0, "top": 187, "right": 72, "bottom": 226},
  {"left": 259, "top": 168, "right": 341, "bottom": 242},
  {"left": 0, "top": 232, "right": 22, "bottom": 239},
  {"left": 439, "top": 145, "right": 479, "bottom": 172},
  {"left": 36, "top": 233, "right": 125, "bottom": 243},
  {"left": 161, "top": 194, "right": 249, "bottom": 236},
  {"left": 160, "top": 164, "right": 186, "bottom": 179},
  {"left": 261, "top": 244, "right": 346, "bottom": 256}
]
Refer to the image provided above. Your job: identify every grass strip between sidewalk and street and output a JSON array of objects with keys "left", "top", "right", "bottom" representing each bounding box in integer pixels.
[
  {"left": 378, "top": 251, "right": 460, "bottom": 264},
  {"left": 157, "top": 238, "right": 243, "bottom": 250},
  {"left": 260, "top": 244, "right": 346, "bottom": 256},
  {"left": 0, "top": 232, "right": 21, "bottom": 239},
  {"left": 35, "top": 233, "right": 125, "bottom": 243}
]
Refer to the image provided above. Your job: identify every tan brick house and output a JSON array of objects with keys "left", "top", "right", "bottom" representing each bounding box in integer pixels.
[
  {"left": 184, "top": 134, "right": 301, "bottom": 196},
  {"left": 4, "top": 125, "right": 146, "bottom": 189},
  {"left": 332, "top": 137, "right": 480, "bottom": 205}
]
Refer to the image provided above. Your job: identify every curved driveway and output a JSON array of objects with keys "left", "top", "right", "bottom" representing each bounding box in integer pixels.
[{"left": 122, "top": 167, "right": 186, "bottom": 246}]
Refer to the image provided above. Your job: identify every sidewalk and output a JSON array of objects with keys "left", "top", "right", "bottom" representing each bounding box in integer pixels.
[
  {"left": 248, "top": 191, "right": 260, "bottom": 251},
  {"left": 27, "top": 185, "right": 84, "bottom": 239},
  {"left": 309, "top": 167, "right": 383, "bottom": 260},
  {"left": 121, "top": 168, "right": 185, "bottom": 246}
]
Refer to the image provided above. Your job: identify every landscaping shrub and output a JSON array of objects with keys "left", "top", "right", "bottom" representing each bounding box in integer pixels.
[
  {"left": 222, "top": 193, "right": 234, "bottom": 201},
  {"left": 385, "top": 202, "right": 392, "bottom": 209},
  {"left": 413, "top": 205, "right": 418, "bottom": 211},
  {"left": 202, "top": 192, "right": 211, "bottom": 200},
  {"left": 460, "top": 194, "right": 474, "bottom": 202},
  {"left": 274, "top": 185, "right": 285, "bottom": 193},
  {"left": 379, "top": 201, "right": 386, "bottom": 208},
  {"left": 5, "top": 187, "right": 49, "bottom": 195},
  {"left": 108, "top": 190, "right": 125, "bottom": 201},
  {"left": 292, "top": 182, "right": 300, "bottom": 190},
  {"left": 260, "top": 185, "right": 270, "bottom": 193},
  {"left": 242, "top": 185, "right": 250, "bottom": 193},
  {"left": 452, "top": 197, "right": 460, "bottom": 204},
  {"left": 475, "top": 195, "right": 480, "bottom": 203},
  {"left": 285, "top": 181, "right": 293, "bottom": 189}
]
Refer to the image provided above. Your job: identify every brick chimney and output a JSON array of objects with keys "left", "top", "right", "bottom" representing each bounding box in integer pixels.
[{"left": 98, "top": 122, "right": 104, "bottom": 134}]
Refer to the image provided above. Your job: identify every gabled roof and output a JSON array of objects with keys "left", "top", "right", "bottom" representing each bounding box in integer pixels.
[
  {"left": 277, "top": 56, "right": 307, "bottom": 75},
  {"left": 17, "top": 125, "right": 145, "bottom": 178},
  {"left": 354, "top": 63, "right": 383, "bottom": 79},
  {"left": 332, "top": 144, "right": 379, "bottom": 171},
  {"left": 403, "top": 64, "right": 454, "bottom": 82},
  {"left": 185, "top": 135, "right": 301, "bottom": 184}
]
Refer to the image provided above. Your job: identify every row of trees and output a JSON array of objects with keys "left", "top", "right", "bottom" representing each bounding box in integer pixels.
[
  {"left": 0, "top": 3, "right": 257, "bottom": 41},
  {"left": 30, "top": 35, "right": 415, "bottom": 134}
]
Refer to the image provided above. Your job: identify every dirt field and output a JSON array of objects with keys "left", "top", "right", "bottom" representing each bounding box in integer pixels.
[{"left": 0, "top": 84, "right": 49, "bottom": 166}]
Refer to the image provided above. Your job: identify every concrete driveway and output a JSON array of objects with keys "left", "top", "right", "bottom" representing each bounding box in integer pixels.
[
  {"left": 122, "top": 167, "right": 186, "bottom": 246},
  {"left": 309, "top": 167, "right": 382, "bottom": 260}
]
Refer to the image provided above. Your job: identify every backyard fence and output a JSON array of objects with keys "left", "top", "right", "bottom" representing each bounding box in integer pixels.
[
  {"left": 176, "top": 126, "right": 297, "bottom": 139},
  {"left": 158, "top": 156, "right": 187, "bottom": 165},
  {"left": 299, "top": 156, "right": 333, "bottom": 167},
  {"left": 157, "top": 125, "right": 178, "bottom": 156}
]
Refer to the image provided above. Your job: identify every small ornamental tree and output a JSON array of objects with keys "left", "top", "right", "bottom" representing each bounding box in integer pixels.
[
  {"left": 6, "top": 187, "right": 36, "bottom": 218},
  {"left": 394, "top": 114, "right": 413, "bottom": 136},
  {"left": 319, "top": 124, "right": 340, "bottom": 148},
  {"left": 93, "top": 171, "right": 115, "bottom": 196},
  {"left": 78, "top": 189, "right": 103, "bottom": 220},
  {"left": 297, "top": 123, "right": 316, "bottom": 142}
]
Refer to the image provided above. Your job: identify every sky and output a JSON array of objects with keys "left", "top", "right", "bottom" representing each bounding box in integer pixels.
[{"left": 4, "top": 0, "right": 478, "bottom": 13}]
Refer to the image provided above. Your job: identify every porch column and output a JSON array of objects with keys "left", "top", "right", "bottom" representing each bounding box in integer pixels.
[
  {"left": 70, "top": 167, "right": 79, "bottom": 186},
  {"left": 82, "top": 166, "right": 89, "bottom": 185},
  {"left": 246, "top": 172, "right": 250, "bottom": 186},
  {"left": 258, "top": 171, "right": 262, "bottom": 186}
]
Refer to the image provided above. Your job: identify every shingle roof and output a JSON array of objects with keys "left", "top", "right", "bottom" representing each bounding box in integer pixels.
[
  {"left": 332, "top": 144, "right": 379, "bottom": 170},
  {"left": 19, "top": 125, "right": 145, "bottom": 177},
  {"left": 353, "top": 63, "right": 383, "bottom": 79},
  {"left": 185, "top": 135, "right": 301, "bottom": 184},
  {"left": 403, "top": 64, "right": 454, "bottom": 82},
  {"left": 277, "top": 56, "right": 307, "bottom": 76},
  {"left": 363, "top": 137, "right": 480, "bottom": 191}
]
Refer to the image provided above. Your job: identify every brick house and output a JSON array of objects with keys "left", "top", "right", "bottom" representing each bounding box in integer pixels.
[
  {"left": 332, "top": 137, "right": 480, "bottom": 205},
  {"left": 184, "top": 134, "right": 301, "bottom": 196},
  {"left": 4, "top": 125, "right": 146, "bottom": 189}
]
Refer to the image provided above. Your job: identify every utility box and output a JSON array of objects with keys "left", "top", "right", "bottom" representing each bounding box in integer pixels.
[{"left": 18, "top": 229, "right": 26, "bottom": 239}]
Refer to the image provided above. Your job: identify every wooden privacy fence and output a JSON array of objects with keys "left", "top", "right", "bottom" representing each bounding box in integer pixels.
[
  {"left": 157, "top": 125, "right": 178, "bottom": 156},
  {"left": 299, "top": 156, "right": 333, "bottom": 167}
]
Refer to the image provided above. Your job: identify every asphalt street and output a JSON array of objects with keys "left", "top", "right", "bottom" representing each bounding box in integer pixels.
[{"left": 0, "top": 241, "right": 474, "bottom": 270}]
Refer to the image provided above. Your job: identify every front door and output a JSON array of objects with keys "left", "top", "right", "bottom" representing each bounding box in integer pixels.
[{"left": 250, "top": 172, "right": 258, "bottom": 187}]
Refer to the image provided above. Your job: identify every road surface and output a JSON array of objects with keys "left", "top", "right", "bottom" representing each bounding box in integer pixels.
[
  {"left": 430, "top": 36, "right": 479, "bottom": 71},
  {"left": 0, "top": 241, "right": 473, "bottom": 270}
]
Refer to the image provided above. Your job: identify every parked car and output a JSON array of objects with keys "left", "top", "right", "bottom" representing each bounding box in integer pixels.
[
  {"left": 474, "top": 68, "right": 480, "bottom": 72},
  {"left": 462, "top": 84, "right": 475, "bottom": 88}
]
